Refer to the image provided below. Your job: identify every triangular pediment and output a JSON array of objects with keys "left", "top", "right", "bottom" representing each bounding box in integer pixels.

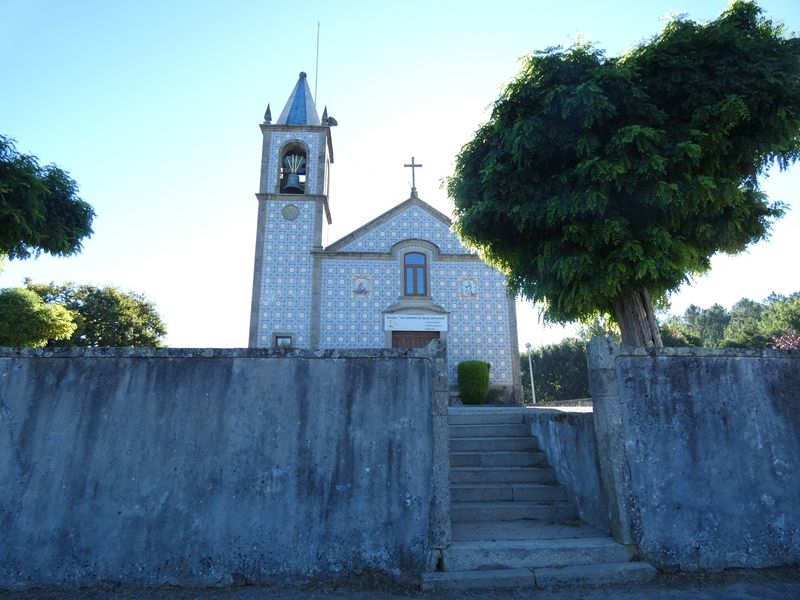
[{"left": 325, "top": 196, "right": 473, "bottom": 255}]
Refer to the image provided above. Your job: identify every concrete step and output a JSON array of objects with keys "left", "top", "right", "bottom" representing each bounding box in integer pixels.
[
  {"left": 534, "top": 561, "right": 657, "bottom": 588},
  {"left": 443, "top": 536, "right": 636, "bottom": 571},
  {"left": 452, "top": 519, "right": 608, "bottom": 542},
  {"left": 450, "top": 450, "right": 546, "bottom": 468},
  {"left": 449, "top": 436, "right": 539, "bottom": 453},
  {"left": 448, "top": 411, "right": 526, "bottom": 425},
  {"left": 422, "top": 568, "right": 535, "bottom": 591},
  {"left": 451, "top": 483, "right": 568, "bottom": 503},
  {"left": 450, "top": 466, "right": 556, "bottom": 484},
  {"left": 422, "top": 562, "right": 656, "bottom": 591},
  {"left": 450, "top": 423, "right": 531, "bottom": 438},
  {"left": 451, "top": 501, "right": 578, "bottom": 523}
]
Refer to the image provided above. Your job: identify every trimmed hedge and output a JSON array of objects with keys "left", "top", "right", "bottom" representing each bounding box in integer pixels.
[{"left": 458, "top": 360, "right": 491, "bottom": 405}]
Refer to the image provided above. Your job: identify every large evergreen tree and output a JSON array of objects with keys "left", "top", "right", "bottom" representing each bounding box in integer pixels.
[{"left": 448, "top": 2, "right": 800, "bottom": 346}]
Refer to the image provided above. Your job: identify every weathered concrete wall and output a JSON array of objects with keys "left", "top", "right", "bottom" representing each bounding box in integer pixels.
[
  {"left": 588, "top": 339, "right": 800, "bottom": 571},
  {"left": 0, "top": 344, "right": 451, "bottom": 590},
  {"left": 526, "top": 408, "right": 610, "bottom": 533}
]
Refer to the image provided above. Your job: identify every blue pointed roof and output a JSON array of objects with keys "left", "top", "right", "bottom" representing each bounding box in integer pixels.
[{"left": 276, "top": 72, "right": 320, "bottom": 126}]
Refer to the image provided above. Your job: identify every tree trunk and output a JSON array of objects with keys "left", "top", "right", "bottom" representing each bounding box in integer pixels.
[{"left": 610, "top": 288, "right": 663, "bottom": 347}]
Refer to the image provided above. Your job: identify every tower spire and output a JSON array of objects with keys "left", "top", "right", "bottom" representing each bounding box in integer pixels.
[{"left": 276, "top": 72, "right": 320, "bottom": 126}]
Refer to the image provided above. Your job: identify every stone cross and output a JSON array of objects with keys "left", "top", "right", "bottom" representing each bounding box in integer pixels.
[{"left": 404, "top": 156, "right": 422, "bottom": 198}]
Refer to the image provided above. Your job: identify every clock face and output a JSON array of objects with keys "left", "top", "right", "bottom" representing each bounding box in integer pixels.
[{"left": 281, "top": 204, "right": 300, "bottom": 221}]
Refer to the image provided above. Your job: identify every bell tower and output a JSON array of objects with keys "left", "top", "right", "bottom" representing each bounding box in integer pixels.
[{"left": 248, "top": 71, "right": 334, "bottom": 348}]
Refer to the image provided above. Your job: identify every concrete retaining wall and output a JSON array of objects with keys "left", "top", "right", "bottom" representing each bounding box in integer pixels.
[
  {"left": 588, "top": 339, "right": 800, "bottom": 571},
  {"left": 0, "top": 344, "right": 451, "bottom": 590},
  {"left": 526, "top": 409, "right": 610, "bottom": 533}
]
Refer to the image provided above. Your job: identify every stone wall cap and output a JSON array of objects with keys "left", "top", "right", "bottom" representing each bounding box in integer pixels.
[
  {"left": 588, "top": 337, "right": 799, "bottom": 360},
  {"left": 0, "top": 342, "right": 448, "bottom": 362}
]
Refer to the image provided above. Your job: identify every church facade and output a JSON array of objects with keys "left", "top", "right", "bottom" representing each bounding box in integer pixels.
[{"left": 248, "top": 73, "right": 522, "bottom": 402}]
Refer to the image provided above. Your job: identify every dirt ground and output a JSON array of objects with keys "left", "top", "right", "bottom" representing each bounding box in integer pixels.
[{"left": 2, "top": 566, "right": 800, "bottom": 600}]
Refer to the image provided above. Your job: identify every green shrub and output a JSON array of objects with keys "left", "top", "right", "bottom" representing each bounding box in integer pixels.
[
  {"left": 520, "top": 338, "right": 589, "bottom": 403},
  {"left": 458, "top": 360, "right": 491, "bottom": 405}
]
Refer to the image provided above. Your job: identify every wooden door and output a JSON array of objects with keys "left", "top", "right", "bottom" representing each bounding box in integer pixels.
[{"left": 391, "top": 331, "right": 440, "bottom": 349}]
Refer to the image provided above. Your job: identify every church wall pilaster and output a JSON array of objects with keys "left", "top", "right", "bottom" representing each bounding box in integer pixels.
[
  {"left": 506, "top": 296, "right": 524, "bottom": 404},
  {"left": 248, "top": 197, "right": 269, "bottom": 347}
]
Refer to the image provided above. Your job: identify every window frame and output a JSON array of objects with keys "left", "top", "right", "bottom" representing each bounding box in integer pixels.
[
  {"left": 403, "top": 251, "right": 428, "bottom": 297},
  {"left": 273, "top": 334, "right": 293, "bottom": 349}
]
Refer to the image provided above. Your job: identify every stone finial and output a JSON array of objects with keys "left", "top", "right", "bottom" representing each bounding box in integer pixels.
[{"left": 264, "top": 104, "right": 272, "bottom": 124}]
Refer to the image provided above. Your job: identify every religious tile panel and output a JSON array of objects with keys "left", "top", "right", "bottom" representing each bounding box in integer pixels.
[{"left": 351, "top": 274, "right": 371, "bottom": 297}]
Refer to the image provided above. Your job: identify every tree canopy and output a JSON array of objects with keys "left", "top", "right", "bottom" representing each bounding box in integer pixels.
[
  {"left": 521, "top": 338, "right": 590, "bottom": 403},
  {"left": 651, "top": 292, "right": 800, "bottom": 348},
  {"left": 0, "top": 288, "right": 76, "bottom": 347},
  {"left": 521, "top": 291, "right": 799, "bottom": 403},
  {"left": 0, "top": 135, "right": 95, "bottom": 259},
  {"left": 448, "top": 2, "right": 800, "bottom": 346},
  {"left": 25, "top": 281, "right": 167, "bottom": 347}
]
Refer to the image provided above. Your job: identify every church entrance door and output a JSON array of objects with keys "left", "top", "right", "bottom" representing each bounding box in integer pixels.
[{"left": 391, "top": 330, "right": 440, "bottom": 349}]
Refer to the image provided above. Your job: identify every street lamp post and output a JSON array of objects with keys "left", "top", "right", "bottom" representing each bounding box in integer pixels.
[{"left": 525, "top": 342, "right": 536, "bottom": 405}]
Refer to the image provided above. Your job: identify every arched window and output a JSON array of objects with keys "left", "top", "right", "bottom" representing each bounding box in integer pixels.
[
  {"left": 279, "top": 142, "right": 307, "bottom": 194},
  {"left": 404, "top": 252, "right": 427, "bottom": 296}
]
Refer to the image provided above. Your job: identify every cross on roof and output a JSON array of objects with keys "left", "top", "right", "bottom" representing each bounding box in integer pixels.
[{"left": 404, "top": 156, "right": 422, "bottom": 198}]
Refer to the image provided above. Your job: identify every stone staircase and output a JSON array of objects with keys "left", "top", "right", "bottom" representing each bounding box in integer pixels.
[{"left": 423, "top": 407, "right": 656, "bottom": 591}]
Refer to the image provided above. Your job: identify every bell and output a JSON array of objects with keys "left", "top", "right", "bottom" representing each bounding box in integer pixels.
[{"left": 283, "top": 173, "right": 303, "bottom": 193}]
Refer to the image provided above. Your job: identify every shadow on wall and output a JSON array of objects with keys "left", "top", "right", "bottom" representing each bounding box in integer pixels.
[
  {"left": 0, "top": 344, "right": 452, "bottom": 590},
  {"left": 587, "top": 339, "right": 800, "bottom": 571}
]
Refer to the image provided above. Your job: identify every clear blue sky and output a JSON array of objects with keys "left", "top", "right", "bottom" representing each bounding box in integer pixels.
[{"left": 2, "top": 0, "right": 799, "bottom": 348}]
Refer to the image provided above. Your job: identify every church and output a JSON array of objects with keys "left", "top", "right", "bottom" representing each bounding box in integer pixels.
[{"left": 248, "top": 72, "right": 522, "bottom": 402}]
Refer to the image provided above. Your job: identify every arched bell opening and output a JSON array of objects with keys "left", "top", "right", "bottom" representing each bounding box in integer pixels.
[{"left": 279, "top": 142, "right": 308, "bottom": 194}]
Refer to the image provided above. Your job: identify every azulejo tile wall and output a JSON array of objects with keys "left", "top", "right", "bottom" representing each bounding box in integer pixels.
[
  {"left": 256, "top": 198, "right": 515, "bottom": 385},
  {"left": 339, "top": 205, "right": 472, "bottom": 254},
  {"left": 432, "top": 260, "right": 512, "bottom": 386},
  {"left": 257, "top": 199, "right": 317, "bottom": 346},
  {"left": 318, "top": 255, "right": 511, "bottom": 384},
  {"left": 319, "top": 207, "right": 513, "bottom": 385},
  {"left": 320, "top": 258, "right": 393, "bottom": 349}
]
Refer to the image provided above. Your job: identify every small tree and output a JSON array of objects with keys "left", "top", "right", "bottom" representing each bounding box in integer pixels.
[
  {"left": 659, "top": 315, "right": 703, "bottom": 347},
  {"left": 0, "top": 136, "right": 95, "bottom": 259},
  {"left": 0, "top": 288, "right": 75, "bottom": 347},
  {"left": 26, "top": 281, "right": 167, "bottom": 347},
  {"left": 521, "top": 339, "right": 590, "bottom": 403},
  {"left": 448, "top": 2, "right": 800, "bottom": 347},
  {"left": 721, "top": 298, "right": 770, "bottom": 347},
  {"left": 762, "top": 293, "right": 800, "bottom": 333},
  {"left": 683, "top": 304, "right": 730, "bottom": 347}
]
